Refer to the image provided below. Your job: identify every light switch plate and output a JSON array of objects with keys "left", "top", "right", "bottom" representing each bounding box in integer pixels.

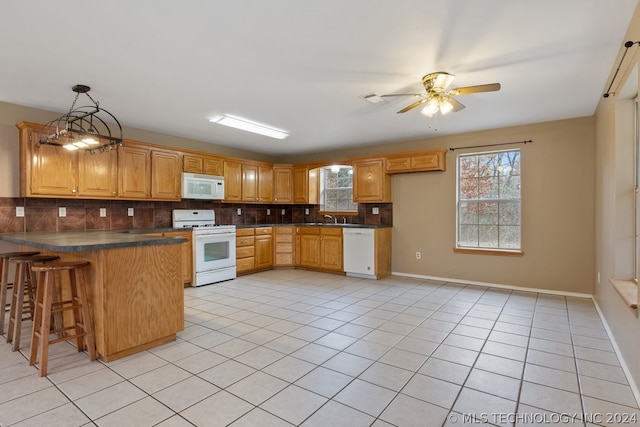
[
  {"left": 58, "top": 207, "right": 67, "bottom": 217},
  {"left": 127, "top": 208, "right": 134, "bottom": 217},
  {"left": 372, "top": 207, "right": 379, "bottom": 215},
  {"left": 99, "top": 208, "right": 107, "bottom": 218},
  {"left": 16, "top": 206, "right": 24, "bottom": 217}
]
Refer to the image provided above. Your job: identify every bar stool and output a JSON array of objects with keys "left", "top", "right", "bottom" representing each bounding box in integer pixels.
[
  {"left": 0, "top": 251, "right": 40, "bottom": 335},
  {"left": 6, "top": 255, "right": 60, "bottom": 351},
  {"left": 30, "top": 260, "right": 96, "bottom": 377}
]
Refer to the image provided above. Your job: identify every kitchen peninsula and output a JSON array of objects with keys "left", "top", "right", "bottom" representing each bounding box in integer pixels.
[{"left": 0, "top": 231, "right": 185, "bottom": 362}]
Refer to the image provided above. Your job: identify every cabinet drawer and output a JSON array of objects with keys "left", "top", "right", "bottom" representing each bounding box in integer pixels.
[
  {"left": 274, "top": 253, "right": 293, "bottom": 265},
  {"left": 236, "top": 228, "right": 255, "bottom": 237},
  {"left": 275, "top": 243, "right": 293, "bottom": 253},
  {"left": 237, "top": 257, "right": 255, "bottom": 272},
  {"left": 236, "top": 236, "right": 254, "bottom": 247},
  {"left": 255, "top": 227, "right": 272, "bottom": 235},
  {"left": 321, "top": 227, "right": 343, "bottom": 236},
  {"left": 237, "top": 246, "right": 255, "bottom": 258},
  {"left": 275, "top": 233, "right": 293, "bottom": 243},
  {"left": 275, "top": 227, "right": 293, "bottom": 235}
]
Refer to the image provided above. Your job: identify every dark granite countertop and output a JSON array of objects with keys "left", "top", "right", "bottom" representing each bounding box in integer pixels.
[{"left": 0, "top": 231, "right": 186, "bottom": 253}]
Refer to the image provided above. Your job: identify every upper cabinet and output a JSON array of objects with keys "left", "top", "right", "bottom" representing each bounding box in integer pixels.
[
  {"left": 273, "top": 164, "right": 293, "bottom": 204},
  {"left": 242, "top": 162, "right": 273, "bottom": 203},
  {"left": 293, "top": 166, "right": 319, "bottom": 204},
  {"left": 151, "top": 150, "right": 181, "bottom": 200},
  {"left": 18, "top": 121, "right": 181, "bottom": 201},
  {"left": 223, "top": 160, "right": 243, "bottom": 202},
  {"left": 18, "top": 121, "right": 117, "bottom": 198},
  {"left": 353, "top": 158, "right": 391, "bottom": 203},
  {"left": 183, "top": 154, "right": 223, "bottom": 176},
  {"left": 118, "top": 146, "right": 151, "bottom": 199},
  {"left": 385, "top": 148, "right": 446, "bottom": 173}
]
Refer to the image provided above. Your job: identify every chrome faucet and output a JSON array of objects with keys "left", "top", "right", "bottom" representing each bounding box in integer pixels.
[{"left": 323, "top": 214, "right": 337, "bottom": 224}]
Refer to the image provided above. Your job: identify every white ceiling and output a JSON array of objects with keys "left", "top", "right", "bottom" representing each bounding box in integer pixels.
[{"left": 0, "top": 1, "right": 637, "bottom": 156}]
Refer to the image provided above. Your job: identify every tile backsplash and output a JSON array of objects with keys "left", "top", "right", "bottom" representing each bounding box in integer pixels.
[{"left": 0, "top": 197, "right": 392, "bottom": 233}]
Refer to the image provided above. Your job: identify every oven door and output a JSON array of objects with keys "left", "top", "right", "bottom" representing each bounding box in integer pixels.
[{"left": 194, "top": 232, "right": 236, "bottom": 273}]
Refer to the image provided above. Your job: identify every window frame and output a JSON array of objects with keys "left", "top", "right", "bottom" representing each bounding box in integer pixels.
[
  {"left": 318, "top": 165, "right": 358, "bottom": 214},
  {"left": 455, "top": 148, "right": 523, "bottom": 256}
]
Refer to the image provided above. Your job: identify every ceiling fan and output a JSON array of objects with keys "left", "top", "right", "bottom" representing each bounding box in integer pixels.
[{"left": 382, "top": 72, "right": 501, "bottom": 117}]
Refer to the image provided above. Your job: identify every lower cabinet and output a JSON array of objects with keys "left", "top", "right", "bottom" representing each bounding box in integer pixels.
[
  {"left": 273, "top": 226, "right": 295, "bottom": 267},
  {"left": 296, "top": 226, "right": 343, "bottom": 272},
  {"left": 236, "top": 227, "right": 273, "bottom": 275},
  {"left": 163, "top": 230, "right": 193, "bottom": 286}
]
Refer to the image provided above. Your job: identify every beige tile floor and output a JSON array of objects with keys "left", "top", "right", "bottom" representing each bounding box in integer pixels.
[{"left": 1, "top": 269, "right": 639, "bottom": 426}]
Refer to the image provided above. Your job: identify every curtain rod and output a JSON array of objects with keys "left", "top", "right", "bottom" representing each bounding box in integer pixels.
[
  {"left": 449, "top": 139, "right": 533, "bottom": 151},
  {"left": 603, "top": 40, "right": 640, "bottom": 98}
]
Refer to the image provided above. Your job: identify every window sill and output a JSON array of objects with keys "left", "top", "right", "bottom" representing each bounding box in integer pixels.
[
  {"left": 453, "top": 247, "right": 524, "bottom": 257},
  {"left": 609, "top": 278, "right": 638, "bottom": 310}
]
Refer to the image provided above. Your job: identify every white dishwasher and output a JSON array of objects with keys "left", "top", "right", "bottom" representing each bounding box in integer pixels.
[{"left": 343, "top": 228, "right": 376, "bottom": 279}]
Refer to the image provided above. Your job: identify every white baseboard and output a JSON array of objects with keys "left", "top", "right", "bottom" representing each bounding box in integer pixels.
[
  {"left": 391, "top": 271, "right": 593, "bottom": 299},
  {"left": 391, "top": 270, "right": 640, "bottom": 408}
]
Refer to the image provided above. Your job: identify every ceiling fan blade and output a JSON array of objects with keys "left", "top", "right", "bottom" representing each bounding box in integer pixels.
[
  {"left": 449, "top": 83, "right": 501, "bottom": 95},
  {"left": 381, "top": 93, "right": 424, "bottom": 98},
  {"left": 397, "top": 98, "right": 427, "bottom": 114},
  {"left": 448, "top": 96, "right": 466, "bottom": 112}
]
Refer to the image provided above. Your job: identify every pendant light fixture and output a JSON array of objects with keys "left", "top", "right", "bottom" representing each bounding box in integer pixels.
[{"left": 38, "top": 84, "right": 123, "bottom": 152}]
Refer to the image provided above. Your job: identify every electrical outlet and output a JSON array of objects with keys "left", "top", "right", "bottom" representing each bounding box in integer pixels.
[
  {"left": 127, "top": 208, "right": 134, "bottom": 217},
  {"left": 305, "top": 208, "right": 309, "bottom": 215},
  {"left": 372, "top": 207, "right": 380, "bottom": 215},
  {"left": 281, "top": 209, "right": 285, "bottom": 215},
  {"left": 99, "top": 208, "right": 107, "bottom": 218},
  {"left": 15, "top": 206, "right": 24, "bottom": 217},
  {"left": 267, "top": 209, "right": 271, "bottom": 216},
  {"left": 415, "top": 251, "right": 421, "bottom": 260},
  {"left": 58, "top": 207, "right": 67, "bottom": 217},
  {"left": 237, "top": 208, "right": 242, "bottom": 215}
]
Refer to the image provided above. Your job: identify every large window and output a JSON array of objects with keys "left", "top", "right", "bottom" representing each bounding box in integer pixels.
[
  {"left": 320, "top": 165, "right": 357, "bottom": 212},
  {"left": 457, "top": 149, "right": 521, "bottom": 250}
]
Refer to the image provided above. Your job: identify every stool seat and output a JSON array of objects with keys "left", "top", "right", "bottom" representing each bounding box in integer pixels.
[
  {"left": 30, "top": 260, "right": 95, "bottom": 376},
  {"left": 7, "top": 254, "right": 60, "bottom": 351},
  {"left": 0, "top": 251, "right": 40, "bottom": 335}
]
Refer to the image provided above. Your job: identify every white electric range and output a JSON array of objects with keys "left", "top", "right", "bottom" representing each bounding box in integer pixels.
[{"left": 172, "top": 209, "right": 236, "bottom": 286}]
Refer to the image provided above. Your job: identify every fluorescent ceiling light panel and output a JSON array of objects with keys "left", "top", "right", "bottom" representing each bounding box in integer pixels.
[{"left": 209, "top": 114, "right": 288, "bottom": 139}]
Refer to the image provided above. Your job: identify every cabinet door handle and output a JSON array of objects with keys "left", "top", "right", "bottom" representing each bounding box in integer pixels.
[{"left": 71, "top": 189, "right": 76, "bottom": 193}]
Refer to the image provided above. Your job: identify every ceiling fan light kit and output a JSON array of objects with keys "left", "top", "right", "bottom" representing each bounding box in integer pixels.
[
  {"left": 209, "top": 114, "right": 289, "bottom": 140},
  {"left": 378, "top": 71, "right": 501, "bottom": 121}
]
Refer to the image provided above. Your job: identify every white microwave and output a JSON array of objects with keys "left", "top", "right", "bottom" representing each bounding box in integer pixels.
[{"left": 182, "top": 173, "right": 225, "bottom": 200}]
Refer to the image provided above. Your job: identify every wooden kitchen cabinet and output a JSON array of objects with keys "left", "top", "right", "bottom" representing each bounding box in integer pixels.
[
  {"left": 296, "top": 226, "right": 343, "bottom": 273},
  {"left": 353, "top": 158, "right": 391, "bottom": 203},
  {"left": 77, "top": 150, "right": 118, "bottom": 197},
  {"left": 385, "top": 148, "right": 447, "bottom": 173},
  {"left": 183, "top": 154, "right": 223, "bottom": 176},
  {"left": 224, "top": 160, "right": 243, "bottom": 201},
  {"left": 273, "top": 226, "right": 295, "bottom": 267},
  {"left": 293, "top": 165, "right": 319, "bottom": 204},
  {"left": 242, "top": 162, "right": 273, "bottom": 203},
  {"left": 236, "top": 228, "right": 255, "bottom": 273},
  {"left": 18, "top": 121, "right": 117, "bottom": 198},
  {"left": 151, "top": 150, "right": 181, "bottom": 200},
  {"left": 273, "top": 164, "right": 293, "bottom": 203},
  {"left": 254, "top": 227, "right": 273, "bottom": 270},
  {"left": 118, "top": 145, "right": 151, "bottom": 199},
  {"left": 236, "top": 227, "right": 272, "bottom": 274},
  {"left": 162, "top": 230, "right": 193, "bottom": 285}
]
